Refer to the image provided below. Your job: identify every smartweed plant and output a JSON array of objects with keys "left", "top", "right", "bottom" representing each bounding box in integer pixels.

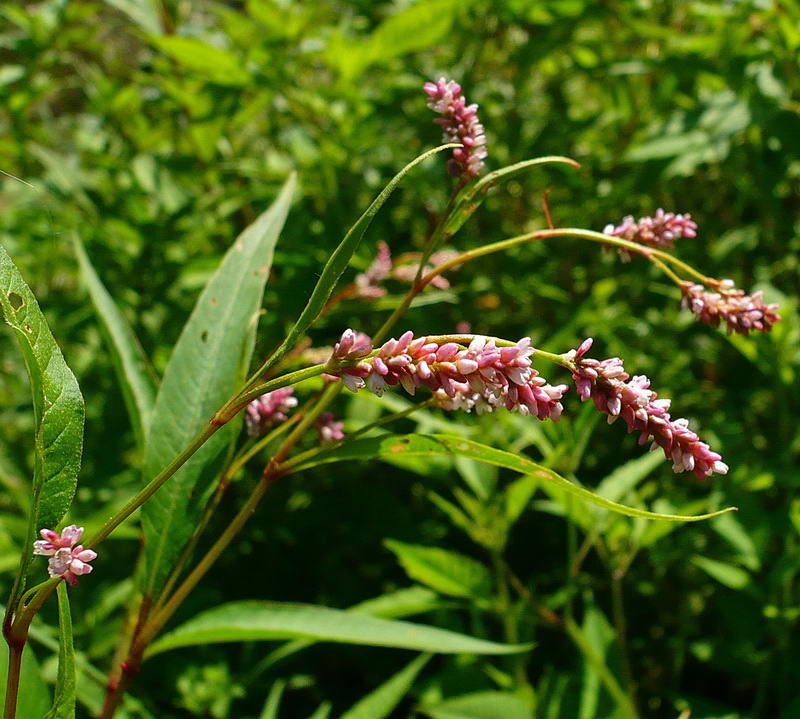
[{"left": 0, "top": 78, "right": 780, "bottom": 718}]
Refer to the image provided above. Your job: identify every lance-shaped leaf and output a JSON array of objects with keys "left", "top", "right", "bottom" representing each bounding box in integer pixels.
[
  {"left": 258, "top": 144, "right": 455, "bottom": 376},
  {"left": 43, "top": 582, "right": 76, "bottom": 719},
  {"left": 73, "top": 236, "right": 156, "bottom": 452},
  {"left": 147, "top": 601, "right": 529, "bottom": 657},
  {"left": 0, "top": 243, "right": 84, "bottom": 580},
  {"left": 140, "top": 175, "right": 295, "bottom": 598},
  {"left": 341, "top": 653, "right": 431, "bottom": 719},
  {"left": 287, "top": 434, "right": 736, "bottom": 522}
]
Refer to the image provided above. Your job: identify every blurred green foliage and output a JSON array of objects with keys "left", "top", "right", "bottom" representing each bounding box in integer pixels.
[{"left": 1, "top": 0, "right": 799, "bottom": 717}]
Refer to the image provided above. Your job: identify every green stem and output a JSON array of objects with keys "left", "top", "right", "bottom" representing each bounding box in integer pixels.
[
  {"left": 134, "top": 385, "right": 341, "bottom": 655},
  {"left": 153, "top": 415, "right": 301, "bottom": 611},
  {"left": 419, "top": 227, "right": 713, "bottom": 293},
  {"left": 3, "top": 640, "right": 23, "bottom": 719},
  {"left": 279, "top": 398, "right": 437, "bottom": 476}
]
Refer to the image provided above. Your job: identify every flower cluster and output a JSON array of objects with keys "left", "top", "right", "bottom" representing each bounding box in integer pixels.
[
  {"left": 328, "top": 330, "right": 567, "bottom": 420},
  {"left": 354, "top": 241, "right": 458, "bottom": 298},
  {"left": 33, "top": 525, "right": 97, "bottom": 586},
  {"left": 568, "top": 339, "right": 727, "bottom": 480},
  {"left": 245, "top": 388, "right": 298, "bottom": 437},
  {"left": 681, "top": 280, "right": 780, "bottom": 335},
  {"left": 316, "top": 412, "right": 345, "bottom": 443},
  {"left": 424, "top": 77, "right": 487, "bottom": 178},
  {"left": 604, "top": 209, "right": 697, "bottom": 256}
]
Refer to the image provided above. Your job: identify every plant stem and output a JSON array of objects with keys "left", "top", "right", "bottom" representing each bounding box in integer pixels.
[
  {"left": 3, "top": 641, "right": 24, "bottom": 719},
  {"left": 100, "top": 386, "right": 342, "bottom": 719},
  {"left": 153, "top": 414, "right": 302, "bottom": 611}
]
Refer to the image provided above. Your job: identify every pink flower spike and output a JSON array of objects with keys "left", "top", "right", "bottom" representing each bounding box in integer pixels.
[
  {"left": 604, "top": 210, "right": 698, "bottom": 252},
  {"left": 424, "top": 77, "right": 487, "bottom": 178},
  {"left": 569, "top": 342, "right": 727, "bottom": 480},
  {"left": 680, "top": 281, "right": 780, "bottom": 335},
  {"left": 33, "top": 526, "right": 97, "bottom": 586},
  {"left": 316, "top": 412, "right": 345, "bottom": 443}
]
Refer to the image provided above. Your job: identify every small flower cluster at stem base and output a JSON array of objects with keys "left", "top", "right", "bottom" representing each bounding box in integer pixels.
[
  {"left": 680, "top": 280, "right": 781, "bottom": 335},
  {"left": 316, "top": 412, "right": 345, "bottom": 443},
  {"left": 33, "top": 525, "right": 96, "bottom": 586},
  {"left": 354, "top": 242, "right": 456, "bottom": 298},
  {"left": 327, "top": 329, "right": 567, "bottom": 421},
  {"left": 245, "top": 388, "right": 298, "bottom": 437},
  {"left": 568, "top": 339, "right": 727, "bottom": 480},
  {"left": 424, "top": 77, "right": 487, "bottom": 178},
  {"left": 604, "top": 209, "right": 697, "bottom": 252}
]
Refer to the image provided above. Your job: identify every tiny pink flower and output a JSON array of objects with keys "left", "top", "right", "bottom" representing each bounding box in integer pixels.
[
  {"left": 316, "top": 412, "right": 345, "bottom": 443},
  {"left": 245, "top": 388, "right": 298, "bottom": 437},
  {"left": 569, "top": 338, "right": 728, "bottom": 480},
  {"left": 680, "top": 280, "right": 780, "bottom": 335},
  {"left": 424, "top": 78, "right": 487, "bottom": 178},
  {"left": 33, "top": 525, "right": 97, "bottom": 586},
  {"left": 354, "top": 242, "right": 392, "bottom": 299}
]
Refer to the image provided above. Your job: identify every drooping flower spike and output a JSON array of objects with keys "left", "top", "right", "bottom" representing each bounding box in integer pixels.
[
  {"left": 33, "top": 525, "right": 97, "bottom": 586},
  {"left": 327, "top": 329, "right": 567, "bottom": 421},
  {"left": 424, "top": 77, "right": 487, "bottom": 178},
  {"left": 245, "top": 388, "right": 298, "bottom": 437},
  {"left": 568, "top": 338, "right": 728, "bottom": 480},
  {"left": 680, "top": 280, "right": 780, "bottom": 335}
]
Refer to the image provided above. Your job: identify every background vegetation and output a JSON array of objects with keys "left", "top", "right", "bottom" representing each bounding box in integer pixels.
[{"left": 1, "top": 0, "right": 798, "bottom": 717}]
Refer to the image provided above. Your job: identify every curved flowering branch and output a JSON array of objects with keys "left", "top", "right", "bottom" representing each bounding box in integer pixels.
[
  {"left": 424, "top": 77, "right": 487, "bottom": 178},
  {"left": 568, "top": 339, "right": 727, "bottom": 480}
]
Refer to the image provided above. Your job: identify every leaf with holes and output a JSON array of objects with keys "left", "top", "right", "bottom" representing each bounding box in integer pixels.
[
  {"left": 139, "top": 175, "right": 295, "bottom": 598},
  {"left": 0, "top": 243, "right": 84, "bottom": 596}
]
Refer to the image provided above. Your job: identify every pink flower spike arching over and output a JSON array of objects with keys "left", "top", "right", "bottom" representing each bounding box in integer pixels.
[
  {"left": 316, "top": 412, "right": 345, "bottom": 443},
  {"left": 604, "top": 209, "right": 697, "bottom": 251},
  {"left": 568, "top": 338, "right": 728, "bottom": 480},
  {"left": 680, "top": 280, "right": 781, "bottom": 335},
  {"left": 245, "top": 388, "right": 298, "bottom": 437},
  {"left": 424, "top": 77, "right": 487, "bottom": 178},
  {"left": 33, "top": 525, "right": 97, "bottom": 586},
  {"left": 327, "top": 329, "right": 567, "bottom": 421}
]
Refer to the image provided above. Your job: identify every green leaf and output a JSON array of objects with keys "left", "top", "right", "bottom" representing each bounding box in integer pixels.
[
  {"left": 308, "top": 703, "right": 332, "bottom": 719},
  {"left": 150, "top": 36, "right": 249, "bottom": 86},
  {"left": 73, "top": 236, "right": 156, "bottom": 452},
  {"left": 259, "top": 679, "right": 286, "bottom": 719},
  {"left": 140, "top": 175, "right": 295, "bottom": 598},
  {"left": 43, "top": 582, "right": 76, "bottom": 719},
  {"left": 0, "top": 643, "right": 50, "bottom": 719},
  {"left": 0, "top": 243, "right": 84, "bottom": 584},
  {"left": 421, "top": 691, "right": 532, "bottom": 719},
  {"left": 341, "top": 653, "right": 431, "bottom": 719},
  {"left": 146, "top": 601, "right": 530, "bottom": 657},
  {"left": 330, "top": 0, "right": 462, "bottom": 81},
  {"left": 102, "top": 0, "right": 162, "bottom": 34},
  {"left": 595, "top": 451, "right": 664, "bottom": 503},
  {"left": 290, "top": 434, "right": 737, "bottom": 523},
  {"left": 442, "top": 156, "right": 581, "bottom": 239},
  {"left": 259, "top": 144, "right": 455, "bottom": 376},
  {"left": 691, "top": 556, "right": 751, "bottom": 590},
  {"left": 384, "top": 540, "right": 492, "bottom": 601}
]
